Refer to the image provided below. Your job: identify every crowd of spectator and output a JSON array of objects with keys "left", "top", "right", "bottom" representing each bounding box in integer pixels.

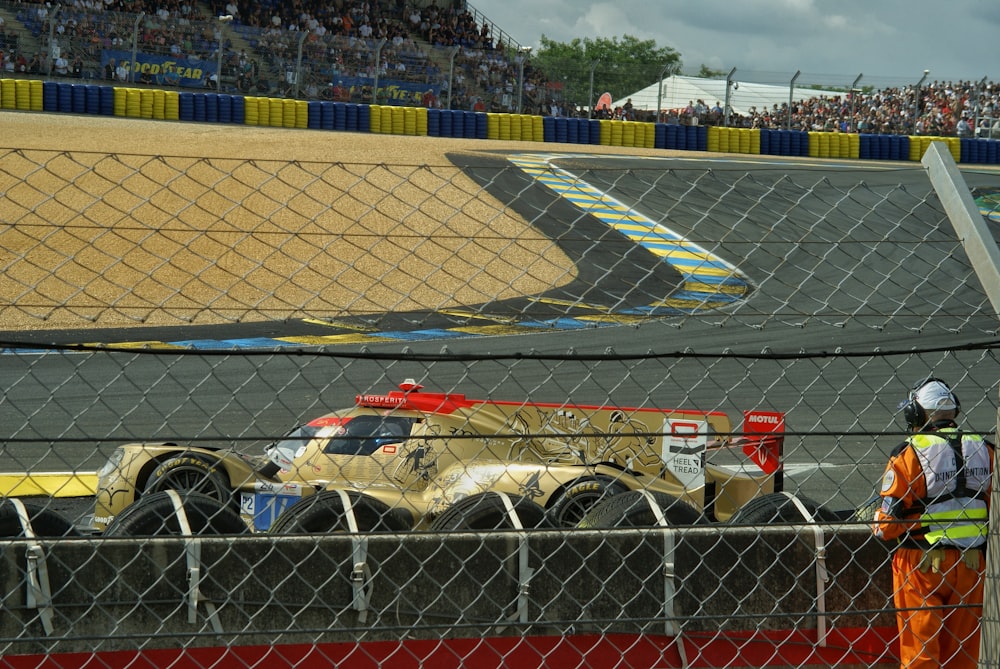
[
  {"left": 3, "top": 0, "right": 999, "bottom": 137},
  {"left": 634, "top": 80, "right": 1000, "bottom": 138}
]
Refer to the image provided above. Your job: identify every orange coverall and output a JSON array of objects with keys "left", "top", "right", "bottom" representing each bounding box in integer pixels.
[{"left": 872, "top": 423, "right": 993, "bottom": 669}]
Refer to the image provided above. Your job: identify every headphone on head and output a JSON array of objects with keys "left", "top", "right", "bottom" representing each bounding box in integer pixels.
[{"left": 901, "top": 377, "right": 960, "bottom": 430}]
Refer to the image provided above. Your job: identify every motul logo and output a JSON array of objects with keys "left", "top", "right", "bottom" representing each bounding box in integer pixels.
[{"left": 747, "top": 414, "right": 780, "bottom": 424}]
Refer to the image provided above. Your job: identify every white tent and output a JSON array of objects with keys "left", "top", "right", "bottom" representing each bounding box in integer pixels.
[{"left": 612, "top": 75, "right": 842, "bottom": 116}]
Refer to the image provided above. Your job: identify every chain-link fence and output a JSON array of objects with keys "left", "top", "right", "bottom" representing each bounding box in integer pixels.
[{"left": 2, "top": 133, "right": 1000, "bottom": 667}]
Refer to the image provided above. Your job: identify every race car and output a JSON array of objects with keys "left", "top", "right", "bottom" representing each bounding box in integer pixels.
[{"left": 92, "top": 380, "right": 789, "bottom": 533}]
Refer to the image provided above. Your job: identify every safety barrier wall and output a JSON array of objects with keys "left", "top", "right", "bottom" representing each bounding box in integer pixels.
[
  {"left": 0, "top": 526, "right": 897, "bottom": 668},
  {"left": 3, "top": 79, "right": 1000, "bottom": 164}
]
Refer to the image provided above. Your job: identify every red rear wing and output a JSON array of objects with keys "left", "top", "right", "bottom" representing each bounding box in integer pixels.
[{"left": 740, "top": 410, "right": 785, "bottom": 474}]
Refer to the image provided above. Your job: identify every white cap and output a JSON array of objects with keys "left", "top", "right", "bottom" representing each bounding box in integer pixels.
[{"left": 915, "top": 380, "right": 957, "bottom": 412}]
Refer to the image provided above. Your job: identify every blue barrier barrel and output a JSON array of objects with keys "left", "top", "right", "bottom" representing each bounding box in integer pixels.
[
  {"left": 463, "top": 111, "right": 476, "bottom": 138},
  {"left": 961, "top": 138, "right": 973, "bottom": 163},
  {"left": 452, "top": 109, "right": 465, "bottom": 138},
  {"left": 652, "top": 123, "right": 665, "bottom": 149},
  {"left": 205, "top": 93, "right": 219, "bottom": 122},
  {"left": 85, "top": 84, "right": 100, "bottom": 115},
  {"left": 71, "top": 84, "right": 86, "bottom": 113},
  {"left": 99, "top": 86, "right": 114, "bottom": 115},
  {"left": 542, "top": 116, "right": 566, "bottom": 143},
  {"left": 664, "top": 124, "right": 677, "bottom": 150},
  {"left": 307, "top": 100, "right": 321, "bottom": 129},
  {"left": 777, "top": 130, "right": 789, "bottom": 155},
  {"left": 231, "top": 95, "right": 245, "bottom": 123},
  {"left": 345, "top": 103, "right": 359, "bottom": 131},
  {"left": 876, "top": 135, "right": 888, "bottom": 160},
  {"left": 427, "top": 108, "right": 440, "bottom": 136},
  {"left": 675, "top": 124, "right": 687, "bottom": 150},
  {"left": 697, "top": 126, "right": 708, "bottom": 151},
  {"left": 57, "top": 82, "right": 72, "bottom": 113},
  {"left": 318, "top": 101, "right": 332, "bottom": 129},
  {"left": 567, "top": 118, "right": 580, "bottom": 144},
  {"left": 682, "top": 124, "right": 696, "bottom": 151},
  {"left": 787, "top": 130, "right": 800, "bottom": 156},
  {"left": 988, "top": 139, "right": 999, "bottom": 164},
  {"left": 333, "top": 102, "right": 346, "bottom": 130},
  {"left": 888, "top": 135, "right": 902, "bottom": 161},
  {"left": 899, "top": 136, "right": 910, "bottom": 161},
  {"left": 357, "top": 104, "right": 369, "bottom": 131},
  {"left": 858, "top": 134, "right": 871, "bottom": 160},
  {"left": 42, "top": 81, "right": 57, "bottom": 111},
  {"left": 178, "top": 92, "right": 194, "bottom": 120},
  {"left": 476, "top": 112, "right": 487, "bottom": 139},
  {"left": 193, "top": 93, "right": 207, "bottom": 122},
  {"left": 588, "top": 119, "right": 601, "bottom": 144},
  {"left": 760, "top": 128, "right": 781, "bottom": 156},
  {"left": 440, "top": 108, "right": 453, "bottom": 137},
  {"left": 553, "top": 117, "right": 567, "bottom": 143},
  {"left": 218, "top": 94, "right": 232, "bottom": 123}
]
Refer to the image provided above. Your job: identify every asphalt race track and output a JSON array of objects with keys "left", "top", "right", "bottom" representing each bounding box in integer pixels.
[{"left": 4, "top": 151, "right": 1000, "bottom": 520}]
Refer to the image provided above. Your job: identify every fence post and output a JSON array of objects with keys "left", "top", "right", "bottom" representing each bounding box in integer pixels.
[
  {"left": 921, "top": 141, "right": 1000, "bottom": 320},
  {"left": 987, "top": 393, "right": 1000, "bottom": 669}
]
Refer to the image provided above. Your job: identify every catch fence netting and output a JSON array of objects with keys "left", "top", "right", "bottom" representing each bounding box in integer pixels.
[{"left": 1, "top": 145, "right": 999, "bottom": 667}]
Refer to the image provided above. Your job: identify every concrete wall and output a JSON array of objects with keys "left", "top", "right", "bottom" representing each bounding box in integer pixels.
[{"left": 0, "top": 525, "right": 897, "bottom": 667}]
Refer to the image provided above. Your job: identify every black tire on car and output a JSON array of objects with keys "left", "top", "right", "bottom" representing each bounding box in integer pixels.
[
  {"left": 0, "top": 499, "right": 79, "bottom": 537},
  {"left": 577, "top": 490, "right": 705, "bottom": 528},
  {"left": 429, "top": 492, "right": 549, "bottom": 531},
  {"left": 103, "top": 490, "right": 248, "bottom": 536},
  {"left": 144, "top": 454, "right": 233, "bottom": 505},
  {"left": 269, "top": 490, "right": 412, "bottom": 534},
  {"left": 726, "top": 492, "right": 840, "bottom": 524},
  {"left": 546, "top": 476, "right": 629, "bottom": 528}
]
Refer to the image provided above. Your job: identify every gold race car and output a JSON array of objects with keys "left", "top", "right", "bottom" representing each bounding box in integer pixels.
[{"left": 92, "top": 380, "right": 791, "bottom": 533}]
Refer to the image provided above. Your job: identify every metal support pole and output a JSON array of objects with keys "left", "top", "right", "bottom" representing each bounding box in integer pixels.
[
  {"left": 656, "top": 62, "right": 670, "bottom": 124},
  {"left": 723, "top": 67, "right": 736, "bottom": 127},
  {"left": 914, "top": 69, "right": 929, "bottom": 133},
  {"left": 294, "top": 30, "right": 307, "bottom": 98},
  {"left": 216, "top": 15, "right": 233, "bottom": 92},
  {"left": 130, "top": 12, "right": 144, "bottom": 84},
  {"left": 447, "top": 45, "right": 459, "bottom": 110},
  {"left": 372, "top": 38, "right": 387, "bottom": 105},
  {"left": 848, "top": 73, "right": 862, "bottom": 132},
  {"left": 588, "top": 60, "right": 597, "bottom": 118},
  {"left": 787, "top": 70, "right": 800, "bottom": 130},
  {"left": 516, "top": 46, "right": 532, "bottom": 114}
]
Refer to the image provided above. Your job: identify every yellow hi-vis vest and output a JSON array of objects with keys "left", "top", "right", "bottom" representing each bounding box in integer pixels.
[{"left": 909, "top": 428, "right": 990, "bottom": 549}]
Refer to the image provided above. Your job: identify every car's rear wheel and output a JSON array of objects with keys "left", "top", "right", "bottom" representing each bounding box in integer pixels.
[
  {"left": 726, "top": 492, "right": 840, "bottom": 524},
  {"left": 144, "top": 454, "right": 232, "bottom": 505},
  {"left": 269, "top": 490, "right": 412, "bottom": 534},
  {"left": 0, "top": 499, "right": 79, "bottom": 537},
  {"left": 429, "top": 492, "right": 549, "bottom": 531},
  {"left": 577, "top": 490, "right": 705, "bottom": 528},
  {"left": 103, "top": 490, "right": 248, "bottom": 536},
  {"left": 546, "top": 476, "right": 629, "bottom": 528}
]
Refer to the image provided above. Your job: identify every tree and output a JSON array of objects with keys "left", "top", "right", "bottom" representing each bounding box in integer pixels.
[
  {"left": 698, "top": 64, "right": 727, "bottom": 79},
  {"left": 533, "top": 34, "right": 681, "bottom": 111}
]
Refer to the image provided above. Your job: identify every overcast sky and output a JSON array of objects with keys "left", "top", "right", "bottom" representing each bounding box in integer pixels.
[{"left": 468, "top": 0, "right": 1000, "bottom": 88}]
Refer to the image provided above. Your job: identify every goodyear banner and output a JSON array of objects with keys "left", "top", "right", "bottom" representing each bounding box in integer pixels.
[
  {"left": 101, "top": 49, "right": 214, "bottom": 88},
  {"left": 335, "top": 76, "right": 439, "bottom": 106}
]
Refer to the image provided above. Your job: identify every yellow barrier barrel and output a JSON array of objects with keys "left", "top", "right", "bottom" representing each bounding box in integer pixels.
[
  {"left": 125, "top": 88, "right": 141, "bottom": 117},
  {"left": 403, "top": 107, "right": 417, "bottom": 135},
  {"left": 498, "top": 113, "right": 510, "bottom": 140},
  {"left": 510, "top": 115, "right": 523, "bottom": 141},
  {"left": 750, "top": 129, "right": 761, "bottom": 155},
  {"left": 164, "top": 90, "right": 179, "bottom": 120},
  {"left": 257, "top": 97, "right": 270, "bottom": 126},
  {"left": 532, "top": 115, "right": 543, "bottom": 142},
  {"left": 243, "top": 96, "right": 258, "bottom": 125},
  {"left": 718, "top": 127, "right": 731, "bottom": 152},
  {"left": 391, "top": 106, "right": 404, "bottom": 134},
  {"left": 295, "top": 100, "right": 308, "bottom": 128},
  {"left": 379, "top": 105, "right": 392, "bottom": 134},
  {"left": 29, "top": 79, "right": 43, "bottom": 110},
  {"left": 707, "top": 126, "right": 720, "bottom": 152},
  {"left": 282, "top": 99, "right": 297, "bottom": 128},
  {"left": 0, "top": 79, "right": 15, "bottom": 109},
  {"left": 738, "top": 128, "right": 751, "bottom": 153},
  {"left": 14, "top": 79, "right": 31, "bottom": 110},
  {"left": 139, "top": 89, "right": 154, "bottom": 119},
  {"left": 267, "top": 98, "right": 282, "bottom": 127},
  {"left": 416, "top": 107, "right": 428, "bottom": 135}
]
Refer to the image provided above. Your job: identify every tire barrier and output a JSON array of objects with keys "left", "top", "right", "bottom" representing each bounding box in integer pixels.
[
  {"left": 428, "top": 492, "right": 550, "bottom": 531},
  {"left": 103, "top": 490, "right": 249, "bottom": 537},
  {"left": 0, "top": 499, "right": 79, "bottom": 537},
  {"left": 6, "top": 78, "right": 1000, "bottom": 163},
  {"left": 268, "top": 490, "right": 412, "bottom": 534}
]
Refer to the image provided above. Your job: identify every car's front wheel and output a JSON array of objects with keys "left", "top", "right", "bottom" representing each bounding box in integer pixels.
[{"left": 144, "top": 454, "right": 232, "bottom": 504}]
